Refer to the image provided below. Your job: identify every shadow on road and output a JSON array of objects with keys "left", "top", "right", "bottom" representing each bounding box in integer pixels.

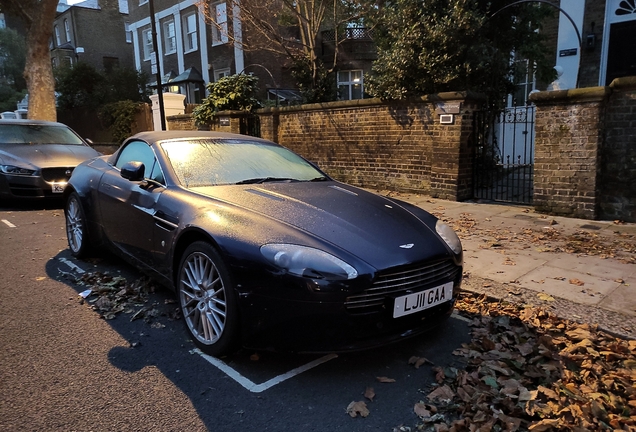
[{"left": 45, "top": 249, "right": 472, "bottom": 431}]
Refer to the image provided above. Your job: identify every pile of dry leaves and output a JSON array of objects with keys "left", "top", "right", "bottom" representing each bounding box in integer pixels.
[
  {"left": 420, "top": 293, "right": 634, "bottom": 431},
  {"left": 75, "top": 271, "right": 179, "bottom": 325}
]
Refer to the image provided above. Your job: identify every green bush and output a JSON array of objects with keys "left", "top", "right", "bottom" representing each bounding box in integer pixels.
[
  {"left": 193, "top": 74, "right": 261, "bottom": 126},
  {"left": 98, "top": 100, "right": 146, "bottom": 145}
]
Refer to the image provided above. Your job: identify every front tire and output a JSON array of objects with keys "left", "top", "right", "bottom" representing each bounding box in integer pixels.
[
  {"left": 65, "top": 192, "right": 91, "bottom": 258},
  {"left": 178, "top": 241, "right": 239, "bottom": 357}
]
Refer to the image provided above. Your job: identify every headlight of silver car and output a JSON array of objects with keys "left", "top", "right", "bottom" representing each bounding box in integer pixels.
[
  {"left": 435, "top": 221, "right": 462, "bottom": 255},
  {"left": 260, "top": 244, "right": 358, "bottom": 280},
  {"left": 0, "top": 165, "right": 36, "bottom": 176}
]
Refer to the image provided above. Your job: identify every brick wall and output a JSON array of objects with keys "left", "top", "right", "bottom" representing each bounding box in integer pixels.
[
  {"left": 531, "top": 79, "right": 636, "bottom": 222},
  {"left": 267, "top": 95, "right": 481, "bottom": 200},
  {"left": 531, "top": 87, "right": 608, "bottom": 219}
]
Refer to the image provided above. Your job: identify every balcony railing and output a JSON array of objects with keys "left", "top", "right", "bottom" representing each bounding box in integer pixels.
[{"left": 322, "top": 27, "right": 374, "bottom": 42}]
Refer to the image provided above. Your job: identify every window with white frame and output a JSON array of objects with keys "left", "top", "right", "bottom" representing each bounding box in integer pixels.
[
  {"left": 54, "top": 25, "right": 61, "bottom": 46},
  {"left": 125, "top": 22, "right": 132, "bottom": 43},
  {"left": 182, "top": 12, "right": 198, "bottom": 52},
  {"left": 214, "top": 67, "right": 231, "bottom": 81},
  {"left": 337, "top": 70, "right": 363, "bottom": 100},
  {"left": 64, "top": 19, "right": 71, "bottom": 43},
  {"left": 0, "top": 13, "right": 6, "bottom": 29},
  {"left": 211, "top": 2, "right": 229, "bottom": 45},
  {"left": 142, "top": 27, "right": 153, "bottom": 60},
  {"left": 510, "top": 58, "right": 536, "bottom": 106},
  {"left": 163, "top": 19, "right": 176, "bottom": 55}
]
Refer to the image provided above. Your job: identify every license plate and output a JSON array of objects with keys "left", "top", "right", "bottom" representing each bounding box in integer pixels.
[
  {"left": 51, "top": 182, "right": 66, "bottom": 193},
  {"left": 393, "top": 282, "right": 453, "bottom": 318}
]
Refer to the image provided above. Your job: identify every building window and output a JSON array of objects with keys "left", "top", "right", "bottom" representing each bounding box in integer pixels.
[
  {"left": 337, "top": 70, "right": 363, "bottom": 100},
  {"left": 163, "top": 19, "right": 176, "bottom": 55},
  {"left": 51, "top": 57, "right": 58, "bottom": 69},
  {"left": 214, "top": 67, "right": 230, "bottom": 81},
  {"left": 211, "top": 2, "right": 229, "bottom": 45},
  {"left": 139, "top": 0, "right": 148, "bottom": 5},
  {"left": 142, "top": 27, "right": 153, "bottom": 60},
  {"left": 64, "top": 19, "right": 71, "bottom": 43},
  {"left": 54, "top": 25, "right": 61, "bottom": 46},
  {"left": 0, "top": 13, "right": 5, "bottom": 29},
  {"left": 62, "top": 56, "right": 73, "bottom": 67},
  {"left": 182, "top": 12, "right": 198, "bottom": 52},
  {"left": 511, "top": 59, "right": 535, "bottom": 106},
  {"left": 125, "top": 22, "right": 132, "bottom": 43}
]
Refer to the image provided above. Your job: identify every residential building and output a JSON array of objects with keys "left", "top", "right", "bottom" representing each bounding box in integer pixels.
[
  {"left": 320, "top": 26, "right": 377, "bottom": 101},
  {"left": 518, "top": 0, "right": 636, "bottom": 95},
  {"left": 126, "top": 0, "right": 299, "bottom": 104},
  {"left": 51, "top": 0, "right": 134, "bottom": 71}
]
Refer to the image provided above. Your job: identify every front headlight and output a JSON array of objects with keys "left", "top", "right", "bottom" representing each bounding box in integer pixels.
[
  {"left": 260, "top": 244, "right": 358, "bottom": 280},
  {"left": 435, "top": 221, "right": 462, "bottom": 255},
  {"left": 0, "top": 165, "right": 36, "bottom": 176}
]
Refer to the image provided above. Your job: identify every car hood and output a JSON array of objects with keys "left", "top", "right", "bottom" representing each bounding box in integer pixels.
[
  {"left": 0, "top": 144, "right": 100, "bottom": 169},
  {"left": 190, "top": 182, "right": 451, "bottom": 270}
]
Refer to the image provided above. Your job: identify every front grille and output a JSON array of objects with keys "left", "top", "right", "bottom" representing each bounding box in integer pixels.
[
  {"left": 41, "top": 167, "right": 73, "bottom": 182},
  {"left": 345, "top": 260, "right": 460, "bottom": 314}
]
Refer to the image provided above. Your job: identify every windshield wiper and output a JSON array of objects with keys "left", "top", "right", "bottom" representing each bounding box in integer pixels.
[
  {"left": 310, "top": 176, "right": 328, "bottom": 182},
  {"left": 235, "top": 177, "right": 298, "bottom": 185}
]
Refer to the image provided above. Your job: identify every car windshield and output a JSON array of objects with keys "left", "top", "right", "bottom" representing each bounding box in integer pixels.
[
  {"left": 161, "top": 139, "right": 325, "bottom": 187},
  {"left": 0, "top": 124, "right": 85, "bottom": 145}
]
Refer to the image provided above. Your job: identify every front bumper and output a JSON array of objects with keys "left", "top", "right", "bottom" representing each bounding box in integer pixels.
[
  {"left": 0, "top": 172, "right": 69, "bottom": 199},
  {"left": 235, "top": 265, "right": 462, "bottom": 353}
]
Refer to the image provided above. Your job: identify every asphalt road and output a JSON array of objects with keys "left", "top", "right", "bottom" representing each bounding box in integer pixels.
[{"left": 0, "top": 199, "right": 472, "bottom": 432}]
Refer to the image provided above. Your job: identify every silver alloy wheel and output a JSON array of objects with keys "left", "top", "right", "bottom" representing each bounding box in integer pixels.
[
  {"left": 66, "top": 196, "right": 84, "bottom": 254},
  {"left": 179, "top": 251, "right": 227, "bottom": 345}
]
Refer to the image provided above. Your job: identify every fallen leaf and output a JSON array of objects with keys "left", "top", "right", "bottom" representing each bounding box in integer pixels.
[
  {"left": 414, "top": 403, "right": 430, "bottom": 418},
  {"left": 250, "top": 353, "right": 259, "bottom": 361},
  {"left": 537, "top": 292, "right": 555, "bottom": 301},
  {"left": 35, "top": 276, "right": 46, "bottom": 281},
  {"left": 346, "top": 401, "right": 369, "bottom": 418},
  {"left": 427, "top": 385, "right": 454, "bottom": 402},
  {"left": 376, "top": 376, "right": 396, "bottom": 383},
  {"left": 408, "top": 356, "right": 431, "bottom": 368},
  {"left": 569, "top": 278, "right": 585, "bottom": 286},
  {"left": 364, "top": 387, "right": 375, "bottom": 401}
]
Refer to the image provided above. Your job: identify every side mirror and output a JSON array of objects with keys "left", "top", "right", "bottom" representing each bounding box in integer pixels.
[{"left": 120, "top": 161, "right": 145, "bottom": 182}]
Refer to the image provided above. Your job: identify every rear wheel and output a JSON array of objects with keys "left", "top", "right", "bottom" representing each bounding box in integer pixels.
[
  {"left": 65, "top": 192, "right": 91, "bottom": 258},
  {"left": 178, "top": 241, "right": 239, "bottom": 357}
]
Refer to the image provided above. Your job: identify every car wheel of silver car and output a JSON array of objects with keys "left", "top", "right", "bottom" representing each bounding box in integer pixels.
[
  {"left": 65, "top": 192, "right": 91, "bottom": 258},
  {"left": 178, "top": 241, "right": 239, "bottom": 357}
]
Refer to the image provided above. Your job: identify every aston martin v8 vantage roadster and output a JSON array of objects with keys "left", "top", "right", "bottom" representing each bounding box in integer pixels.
[{"left": 64, "top": 131, "right": 462, "bottom": 355}]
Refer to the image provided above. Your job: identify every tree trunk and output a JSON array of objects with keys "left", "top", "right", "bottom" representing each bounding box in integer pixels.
[{"left": 23, "top": 0, "right": 57, "bottom": 121}]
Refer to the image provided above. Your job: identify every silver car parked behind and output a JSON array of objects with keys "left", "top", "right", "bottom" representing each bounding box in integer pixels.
[{"left": 0, "top": 119, "right": 101, "bottom": 200}]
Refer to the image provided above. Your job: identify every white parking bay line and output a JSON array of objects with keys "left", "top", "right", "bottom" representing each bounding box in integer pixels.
[
  {"left": 195, "top": 349, "right": 338, "bottom": 393},
  {"left": 58, "top": 257, "right": 86, "bottom": 274},
  {"left": 2, "top": 219, "right": 16, "bottom": 228}
]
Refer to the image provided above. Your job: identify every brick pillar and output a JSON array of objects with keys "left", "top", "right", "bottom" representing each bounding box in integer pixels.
[
  {"left": 530, "top": 87, "right": 609, "bottom": 220},
  {"left": 429, "top": 93, "right": 483, "bottom": 201},
  {"left": 257, "top": 108, "right": 279, "bottom": 143}
]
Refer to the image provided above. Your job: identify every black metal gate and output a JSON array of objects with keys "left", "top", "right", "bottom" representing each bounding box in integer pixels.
[
  {"left": 240, "top": 114, "right": 261, "bottom": 138},
  {"left": 473, "top": 106, "right": 535, "bottom": 204}
]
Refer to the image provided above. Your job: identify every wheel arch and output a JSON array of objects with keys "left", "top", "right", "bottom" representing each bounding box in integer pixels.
[{"left": 172, "top": 227, "right": 224, "bottom": 287}]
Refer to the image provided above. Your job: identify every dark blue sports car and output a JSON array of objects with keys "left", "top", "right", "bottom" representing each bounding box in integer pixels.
[{"left": 64, "top": 131, "right": 462, "bottom": 355}]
